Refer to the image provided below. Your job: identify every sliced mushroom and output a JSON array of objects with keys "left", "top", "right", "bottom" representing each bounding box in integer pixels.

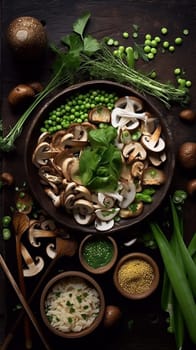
[
  {"left": 32, "top": 142, "right": 58, "bottom": 167},
  {"left": 73, "top": 199, "right": 94, "bottom": 225},
  {"left": 75, "top": 185, "right": 92, "bottom": 201},
  {"left": 111, "top": 96, "right": 147, "bottom": 130},
  {"left": 21, "top": 243, "right": 44, "bottom": 277},
  {"left": 37, "top": 131, "right": 52, "bottom": 144},
  {"left": 119, "top": 181, "right": 136, "bottom": 208},
  {"left": 95, "top": 218, "right": 115, "bottom": 231},
  {"left": 95, "top": 208, "right": 120, "bottom": 221},
  {"left": 38, "top": 165, "right": 63, "bottom": 185},
  {"left": 97, "top": 192, "right": 123, "bottom": 208},
  {"left": 61, "top": 157, "right": 79, "bottom": 181},
  {"left": 123, "top": 142, "right": 147, "bottom": 163},
  {"left": 64, "top": 193, "right": 76, "bottom": 211},
  {"left": 51, "top": 130, "right": 67, "bottom": 149},
  {"left": 119, "top": 202, "right": 144, "bottom": 218},
  {"left": 142, "top": 166, "right": 166, "bottom": 185},
  {"left": 141, "top": 125, "right": 165, "bottom": 152},
  {"left": 44, "top": 188, "right": 63, "bottom": 207},
  {"left": 149, "top": 151, "right": 166, "bottom": 166},
  {"left": 118, "top": 128, "right": 132, "bottom": 144},
  {"left": 28, "top": 219, "right": 56, "bottom": 247},
  {"left": 88, "top": 106, "right": 111, "bottom": 124},
  {"left": 140, "top": 113, "right": 156, "bottom": 135},
  {"left": 115, "top": 96, "right": 144, "bottom": 112},
  {"left": 131, "top": 161, "right": 145, "bottom": 178}
]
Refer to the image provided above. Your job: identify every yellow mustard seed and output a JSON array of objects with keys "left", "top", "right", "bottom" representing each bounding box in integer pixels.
[{"left": 118, "top": 258, "right": 154, "bottom": 295}]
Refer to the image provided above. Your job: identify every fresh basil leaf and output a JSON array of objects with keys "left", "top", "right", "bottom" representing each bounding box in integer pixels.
[{"left": 73, "top": 12, "right": 91, "bottom": 38}]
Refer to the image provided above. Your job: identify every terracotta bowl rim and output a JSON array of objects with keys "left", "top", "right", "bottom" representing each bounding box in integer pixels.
[
  {"left": 113, "top": 252, "right": 160, "bottom": 300},
  {"left": 40, "top": 270, "right": 105, "bottom": 338},
  {"left": 79, "top": 234, "right": 118, "bottom": 274}
]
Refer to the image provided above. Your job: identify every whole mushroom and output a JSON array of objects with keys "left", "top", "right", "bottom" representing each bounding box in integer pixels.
[
  {"left": 7, "top": 16, "right": 48, "bottom": 61},
  {"left": 178, "top": 142, "right": 196, "bottom": 169}
]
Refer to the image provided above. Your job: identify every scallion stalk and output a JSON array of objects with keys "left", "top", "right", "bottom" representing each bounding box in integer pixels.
[
  {"left": 170, "top": 199, "right": 196, "bottom": 297},
  {"left": 150, "top": 222, "right": 196, "bottom": 345}
]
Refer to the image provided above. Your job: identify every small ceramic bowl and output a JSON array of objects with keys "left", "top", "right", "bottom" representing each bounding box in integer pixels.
[
  {"left": 113, "top": 252, "right": 160, "bottom": 300},
  {"left": 79, "top": 234, "right": 118, "bottom": 274},
  {"left": 40, "top": 271, "right": 105, "bottom": 338}
]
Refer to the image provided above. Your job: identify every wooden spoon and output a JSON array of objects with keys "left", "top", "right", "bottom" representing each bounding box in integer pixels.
[{"left": 12, "top": 212, "right": 32, "bottom": 349}]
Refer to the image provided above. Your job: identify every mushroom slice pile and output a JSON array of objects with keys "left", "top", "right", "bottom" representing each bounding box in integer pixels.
[{"left": 33, "top": 94, "right": 168, "bottom": 232}]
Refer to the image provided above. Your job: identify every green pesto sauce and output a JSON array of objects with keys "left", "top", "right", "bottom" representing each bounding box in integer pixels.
[{"left": 83, "top": 239, "right": 114, "bottom": 269}]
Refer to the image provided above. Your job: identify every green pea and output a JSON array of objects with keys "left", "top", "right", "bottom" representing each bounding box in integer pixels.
[
  {"left": 150, "top": 40, "right": 157, "bottom": 47},
  {"left": 174, "top": 68, "right": 181, "bottom": 75},
  {"left": 145, "top": 34, "right": 152, "bottom": 40},
  {"left": 144, "top": 45, "right": 151, "bottom": 53},
  {"left": 151, "top": 47, "right": 157, "bottom": 54},
  {"left": 132, "top": 32, "right": 138, "bottom": 39},
  {"left": 183, "top": 28, "right": 189, "bottom": 35},
  {"left": 147, "top": 52, "right": 154, "bottom": 60},
  {"left": 144, "top": 39, "right": 151, "bottom": 46},
  {"left": 107, "top": 38, "right": 114, "bottom": 46},
  {"left": 2, "top": 215, "right": 12, "bottom": 227},
  {"left": 154, "top": 36, "right": 161, "bottom": 43},
  {"left": 175, "top": 37, "right": 183, "bottom": 45},
  {"left": 113, "top": 40, "right": 119, "bottom": 46},
  {"left": 150, "top": 71, "right": 157, "bottom": 79},
  {"left": 161, "top": 27, "right": 168, "bottom": 35},
  {"left": 169, "top": 45, "right": 175, "bottom": 52},
  {"left": 162, "top": 41, "right": 169, "bottom": 48},
  {"left": 185, "top": 80, "right": 192, "bottom": 88},
  {"left": 123, "top": 32, "right": 129, "bottom": 38},
  {"left": 2, "top": 228, "right": 11, "bottom": 240}
]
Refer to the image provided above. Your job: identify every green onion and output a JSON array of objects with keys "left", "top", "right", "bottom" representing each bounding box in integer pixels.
[
  {"left": 170, "top": 199, "right": 196, "bottom": 297},
  {"left": 150, "top": 222, "right": 196, "bottom": 345}
]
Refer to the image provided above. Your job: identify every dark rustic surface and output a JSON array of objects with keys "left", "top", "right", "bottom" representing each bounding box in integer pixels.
[{"left": 0, "top": 0, "right": 196, "bottom": 349}]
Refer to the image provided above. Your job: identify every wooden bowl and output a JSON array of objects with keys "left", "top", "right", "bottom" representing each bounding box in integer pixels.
[
  {"left": 79, "top": 234, "right": 118, "bottom": 274},
  {"left": 113, "top": 252, "right": 160, "bottom": 300},
  {"left": 25, "top": 80, "right": 175, "bottom": 235},
  {"left": 40, "top": 271, "right": 105, "bottom": 338}
]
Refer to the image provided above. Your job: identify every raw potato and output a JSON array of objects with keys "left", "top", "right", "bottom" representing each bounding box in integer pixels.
[{"left": 7, "top": 16, "right": 48, "bottom": 61}]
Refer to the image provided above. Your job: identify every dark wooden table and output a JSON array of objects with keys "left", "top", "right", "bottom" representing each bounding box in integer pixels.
[{"left": 1, "top": 0, "right": 196, "bottom": 349}]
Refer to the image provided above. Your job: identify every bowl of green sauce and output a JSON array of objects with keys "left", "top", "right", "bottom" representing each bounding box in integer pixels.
[{"left": 79, "top": 234, "right": 118, "bottom": 274}]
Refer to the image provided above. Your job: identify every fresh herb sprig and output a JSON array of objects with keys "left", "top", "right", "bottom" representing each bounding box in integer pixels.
[
  {"left": 0, "top": 12, "right": 100, "bottom": 152},
  {"left": 81, "top": 44, "right": 190, "bottom": 108}
]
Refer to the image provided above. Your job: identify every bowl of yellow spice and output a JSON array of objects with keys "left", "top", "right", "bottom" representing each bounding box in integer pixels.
[
  {"left": 79, "top": 234, "right": 118, "bottom": 274},
  {"left": 113, "top": 252, "right": 160, "bottom": 300}
]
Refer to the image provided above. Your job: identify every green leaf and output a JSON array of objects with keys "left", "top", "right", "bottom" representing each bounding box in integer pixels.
[
  {"left": 61, "top": 33, "right": 83, "bottom": 54},
  {"left": 83, "top": 35, "right": 100, "bottom": 55},
  {"left": 73, "top": 12, "right": 91, "bottom": 38},
  {"left": 88, "top": 125, "right": 117, "bottom": 147}
]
